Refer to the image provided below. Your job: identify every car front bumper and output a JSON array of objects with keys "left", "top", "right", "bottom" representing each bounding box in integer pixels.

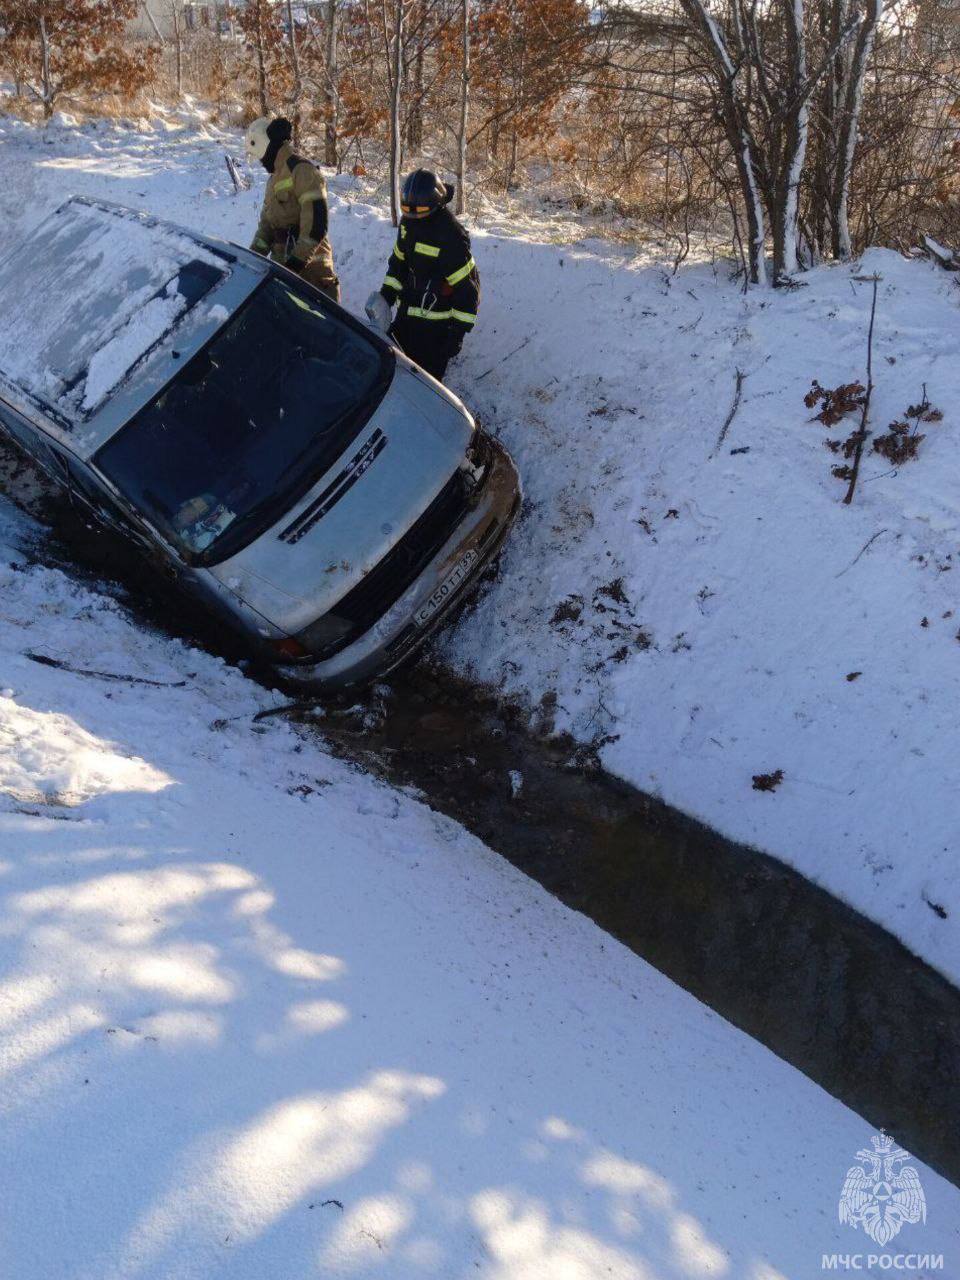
[{"left": 272, "top": 436, "right": 521, "bottom": 690}]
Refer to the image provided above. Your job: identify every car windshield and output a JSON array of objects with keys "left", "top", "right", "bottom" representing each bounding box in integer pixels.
[{"left": 95, "top": 277, "right": 390, "bottom": 563}]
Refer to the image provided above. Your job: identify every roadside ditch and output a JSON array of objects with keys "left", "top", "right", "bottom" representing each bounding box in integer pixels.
[{"left": 10, "top": 464, "right": 960, "bottom": 1190}]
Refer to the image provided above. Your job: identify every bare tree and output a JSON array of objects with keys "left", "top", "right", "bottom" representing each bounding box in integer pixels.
[
  {"left": 324, "top": 0, "right": 339, "bottom": 166},
  {"left": 456, "top": 0, "right": 469, "bottom": 215},
  {"left": 142, "top": 3, "right": 165, "bottom": 43},
  {"left": 775, "top": 0, "right": 809, "bottom": 276},
  {"left": 830, "top": 0, "right": 883, "bottom": 257},
  {"left": 38, "top": 12, "right": 52, "bottom": 111},
  {"left": 407, "top": 19, "right": 425, "bottom": 148},
  {"left": 240, "top": 0, "right": 272, "bottom": 114},
  {"left": 168, "top": 0, "right": 185, "bottom": 98},
  {"left": 618, "top": 0, "right": 867, "bottom": 281},
  {"left": 285, "top": 0, "right": 303, "bottom": 139},
  {"left": 388, "top": 0, "right": 407, "bottom": 223},
  {"left": 674, "top": 0, "right": 768, "bottom": 282}
]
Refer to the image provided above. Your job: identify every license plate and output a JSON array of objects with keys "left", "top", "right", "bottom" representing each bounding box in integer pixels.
[{"left": 414, "top": 549, "right": 478, "bottom": 626}]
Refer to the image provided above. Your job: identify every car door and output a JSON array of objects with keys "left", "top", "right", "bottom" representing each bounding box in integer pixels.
[
  {"left": 0, "top": 397, "right": 48, "bottom": 464},
  {"left": 42, "top": 443, "right": 182, "bottom": 576}
]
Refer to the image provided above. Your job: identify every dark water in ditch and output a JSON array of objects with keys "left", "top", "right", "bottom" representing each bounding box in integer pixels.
[
  {"left": 11, "top": 471, "right": 960, "bottom": 1191},
  {"left": 307, "top": 676, "right": 960, "bottom": 1190}
]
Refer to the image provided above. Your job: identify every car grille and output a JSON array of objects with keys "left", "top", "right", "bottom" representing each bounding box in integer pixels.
[
  {"left": 279, "top": 429, "right": 387, "bottom": 545},
  {"left": 332, "top": 469, "right": 470, "bottom": 632}
]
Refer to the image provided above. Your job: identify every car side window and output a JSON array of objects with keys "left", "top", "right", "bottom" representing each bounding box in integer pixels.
[
  {"left": 0, "top": 408, "right": 137, "bottom": 542},
  {"left": 0, "top": 399, "right": 43, "bottom": 459},
  {"left": 44, "top": 445, "right": 137, "bottom": 534}
]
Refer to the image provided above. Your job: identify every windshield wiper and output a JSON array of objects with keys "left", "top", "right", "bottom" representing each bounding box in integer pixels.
[
  {"left": 194, "top": 397, "right": 381, "bottom": 566},
  {"left": 188, "top": 344, "right": 394, "bottom": 568}
]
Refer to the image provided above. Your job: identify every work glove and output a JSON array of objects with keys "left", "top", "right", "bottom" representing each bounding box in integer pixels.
[
  {"left": 365, "top": 291, "right": 393, "bottom": 333},
  {"left": 285, "top": 254, "right": 306, "bottom": 274}
]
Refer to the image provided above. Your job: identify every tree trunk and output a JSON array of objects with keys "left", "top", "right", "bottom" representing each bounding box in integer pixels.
[
  {"left": 773, "top": 0, "right": 809, "bottom": 278},
  {"left": 285, "top": 0, "right": 302, "bottom": 142},
  {"left": 38, "top": 14, "right": 53, "bottom": 117},
  {"left": 809, "top": 0, "right": 846, "bottom": 258},
  {"left": 407, "top": 39, "right": 424, "bottom": 150},
  {"left": 324, "top": 0, "right": 339, "bottom": 167},
  {"left": 505, "top": 39, "right": 525, "bottom": 189},
  {"left": 455, "top": 0, "right": 469, "bottom": 216},
  {"left": 213, "top": 2, "right": 225, "bottom": 113},
  {"left": 389, "top": 0, "right": 405, "bottom": 224},
  {"left": 172, "top": 4, "right": 184, "bottom": 97},
  {"left": 731, "top": 119, "right": 768, "bottom": 285},
  {"left": 144, "top": 4, "right": 165, "bottom": 43},
  {"left": 254, "top": 0, "right": 269, "bottom": 115},
  {"left": 830, "top": 0, "right": 881, "bottom": 259}
]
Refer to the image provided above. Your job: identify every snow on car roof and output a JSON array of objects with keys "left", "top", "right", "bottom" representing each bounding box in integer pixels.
[{"left": 0, "top": 197, "right": 228, "bottom": 428}]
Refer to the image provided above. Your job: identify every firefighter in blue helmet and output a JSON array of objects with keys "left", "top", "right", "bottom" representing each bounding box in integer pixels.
[{"left": 365, "top": 169, "right": 479, "bottom": 382}]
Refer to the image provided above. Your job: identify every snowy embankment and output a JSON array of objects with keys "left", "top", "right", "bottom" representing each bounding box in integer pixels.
[
  {"left": 1, "top": 108, "right": 958, "bottom": 991},
  {"left": 4, "top": 484, "right": 960, "bottom": 1274}
]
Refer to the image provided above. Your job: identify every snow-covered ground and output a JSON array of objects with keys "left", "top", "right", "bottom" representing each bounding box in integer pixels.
[
  {"left": 0, "top": 456, "right": 958, "bottom": 1277},
  {"left": 0, "top": 107, "right": 958, "bottom": 995}
]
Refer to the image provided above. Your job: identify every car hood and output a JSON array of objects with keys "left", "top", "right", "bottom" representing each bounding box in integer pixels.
[{"left": 208, "top": 365, "right": 474, "bottom": 630}]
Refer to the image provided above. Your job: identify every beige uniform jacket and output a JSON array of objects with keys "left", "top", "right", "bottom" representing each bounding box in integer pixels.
[{"left": 251, "top": 142, "right": 339, "bottom": 300}]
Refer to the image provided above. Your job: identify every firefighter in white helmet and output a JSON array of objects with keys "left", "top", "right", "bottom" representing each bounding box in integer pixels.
[{"left": 244, "top": 116, "right": 340, "bottom": 302}]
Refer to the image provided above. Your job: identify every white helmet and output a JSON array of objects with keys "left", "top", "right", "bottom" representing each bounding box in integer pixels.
[{"left": 244, "top": 117, "right": 271, "bottom": 162}]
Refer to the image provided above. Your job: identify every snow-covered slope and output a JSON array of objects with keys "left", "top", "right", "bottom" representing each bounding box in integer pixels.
[
  {"left": 0, "top": 479, "right": 958, "bottom": 1277},
  {"left": 450, "top": 242, "right": 960, "bottom": 987},
  {"left": 0, "top": 108, "right": 958, "bottom": 989}
]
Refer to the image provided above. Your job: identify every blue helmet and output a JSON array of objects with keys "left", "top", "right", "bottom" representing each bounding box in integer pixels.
[{"left": 401, "top": 169, "right": 454, "bottom": 218}]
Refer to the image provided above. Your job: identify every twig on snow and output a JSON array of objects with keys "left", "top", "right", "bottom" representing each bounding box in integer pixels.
[
  {"left": 24, "top": 652, "right": 187, "bottom": 687},
  {"left": 711, "top": 368, "right": 746, "bottom": 456},
  {"left": 834, "top": 528, "right": 889, "bottom": 578},
  {"left": 842, "top": 276, "right": 879, "bottom": 506},
  {"left": 475, "top": 337, "right": 530, "bottom": 381},
  {"left": 225, "top": 153, "right": 249, "bottom": 194},
  {"left": 252, "top": 700, "right": 324, "bottom": 722},
  {"left": 208, "top": 700, "right": 326, "bottom": 731}
]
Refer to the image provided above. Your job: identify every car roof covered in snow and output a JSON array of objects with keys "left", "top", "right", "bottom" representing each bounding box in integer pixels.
[{"left": 0, "top": 196, "right": 265, "bottom": 456}]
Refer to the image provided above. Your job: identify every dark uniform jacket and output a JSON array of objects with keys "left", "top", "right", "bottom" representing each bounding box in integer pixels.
[{"left": 380, "top": 207, "right": 479, "bottom": 342}]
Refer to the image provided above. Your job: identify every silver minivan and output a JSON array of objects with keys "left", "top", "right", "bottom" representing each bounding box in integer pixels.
[{"left": 0, "top": 197, "right": 520, "bottom": 688}]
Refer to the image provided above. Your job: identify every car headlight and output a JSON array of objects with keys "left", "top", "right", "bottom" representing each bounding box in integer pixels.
[
  {"left": 460, "top": 427, "right": 491, "bottom": 489},
  {"left": 270, "top": 613, "right": 357, "bottom": 663},
  {"left": 296, "top": 611, "right": 358, "bottom": 659}
]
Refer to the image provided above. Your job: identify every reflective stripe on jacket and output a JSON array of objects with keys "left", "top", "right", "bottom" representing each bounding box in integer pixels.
[{"left": 381, "top": 206, "right": 479, "bottom": 335}]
